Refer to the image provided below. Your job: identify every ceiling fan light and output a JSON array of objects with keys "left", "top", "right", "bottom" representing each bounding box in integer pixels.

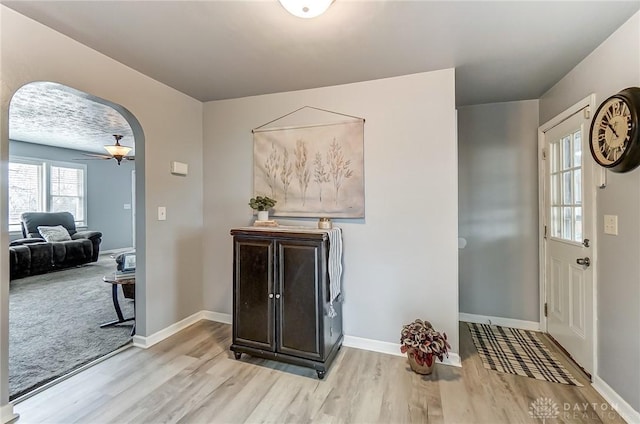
[
  {"left": 104, "top": 144, "right": 132, "bottom": 157},
  {"left": 278, "top": 0, "right": 333, "bottom": 19}
]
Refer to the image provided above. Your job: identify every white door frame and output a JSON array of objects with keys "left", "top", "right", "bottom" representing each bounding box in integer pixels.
[{"left": 538, "top": 94, "right": 598, "bottom": 376}]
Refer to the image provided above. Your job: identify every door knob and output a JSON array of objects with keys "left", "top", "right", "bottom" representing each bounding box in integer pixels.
[
  {"left": 576, "top": 257, "right": 591, "bottom": 267},
  {"left": 275, "top": 294, "right": 281, "bottom": 299},
  {"left": 268, "top": 293, "right": 274, "bottom": 299}
]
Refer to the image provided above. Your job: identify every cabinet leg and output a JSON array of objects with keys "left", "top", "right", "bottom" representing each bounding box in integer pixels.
[
  {"left": 234, "top": 352, "right": 242, "bottom": 360},
  {"left": 316, "top": 370, "right": 326, "bottom": 380}
]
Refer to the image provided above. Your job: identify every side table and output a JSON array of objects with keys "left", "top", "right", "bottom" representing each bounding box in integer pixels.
[{"left": 101, "top": 274, "right": 135, "bottom": 336}]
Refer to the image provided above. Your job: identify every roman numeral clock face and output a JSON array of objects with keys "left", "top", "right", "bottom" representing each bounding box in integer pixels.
[{"left": 589, "top": 87, "right": 640, "bottom": 173}]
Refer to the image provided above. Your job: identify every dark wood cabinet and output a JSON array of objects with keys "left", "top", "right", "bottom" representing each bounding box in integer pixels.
[{"left": 230, "top": 228, "right": 343, "bottom": 379}]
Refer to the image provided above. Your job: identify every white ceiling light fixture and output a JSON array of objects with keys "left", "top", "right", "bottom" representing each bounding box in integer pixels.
[
  {"left": 278, "top": 0, "right": 334, "bottom": 19},
  {"left": 77, "top": 134, "right": 135, "bottom": 165},
  {"left": 103, "top": 135, "right": 133, "bottom": 165}
]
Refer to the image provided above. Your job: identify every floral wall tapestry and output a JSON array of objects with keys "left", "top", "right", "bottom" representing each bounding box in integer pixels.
[{"left": 253, "top": 120, "right": 364, "bottom": 218}]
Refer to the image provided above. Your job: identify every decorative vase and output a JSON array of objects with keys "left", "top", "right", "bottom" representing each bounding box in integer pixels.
[
  {"left": 318, "top": 217, "right": 332, "bottom": 229},
  {"left": 407, "top": 348, "right": 435, "bottom": 375},
  {"left": 257, "top": 210, "right": 269, "bottom": 221}
]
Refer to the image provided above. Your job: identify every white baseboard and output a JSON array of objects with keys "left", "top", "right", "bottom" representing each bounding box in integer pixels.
[
  {"left": 439, "top": 352, "right": 462, "bottom": 368},
  {"left": 100, "top": 247, "right": 134, "bottom": 255},
  {"left": 343, "top": 335, "right": 462, "bottom": 368},
  {"left": 134, "top": 310, "right": 462, "bottom": 368},
  {"left": 343, "top": 335, "right": 404, "bottom": 357},
  {"left": 593, "top": 375, "right": 640, "bottom": 424},
  {"left": 132, "top": 310, "right": 233, "bottom": 348},
  {"left": 132, "top": 311, "right": 206, "bottom": 348},
  {"left": 1, "top": 404, "right": 18, "bottom": 424},
  {"left": 201, "top": 311, "right": 232, "bottom": 324},
  {"left": 459, "top": 312, "right": 541, "bottom": 332}
]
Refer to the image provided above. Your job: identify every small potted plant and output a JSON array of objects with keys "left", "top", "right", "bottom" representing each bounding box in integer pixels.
[
  {"left": 400, "top": 319, "right": 450, "bottom": 375},
  {"left": 249, "top": 195, "right": 277, "bottom": 221}
]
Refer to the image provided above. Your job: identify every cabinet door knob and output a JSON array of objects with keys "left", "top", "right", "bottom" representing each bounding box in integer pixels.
[
  {"left": 268, "top": 293, "right": 274, "bottom": 299},
  {"left": 275, "top": 294, "right": 281, "bottom": 299}
]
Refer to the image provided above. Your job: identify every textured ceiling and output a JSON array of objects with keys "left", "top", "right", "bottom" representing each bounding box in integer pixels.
[{"left": 9, "top": 82, "right": 134, "bottom": 154}]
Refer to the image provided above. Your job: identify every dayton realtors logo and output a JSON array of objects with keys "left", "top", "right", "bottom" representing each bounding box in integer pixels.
[
  {"left": 529, "top": 397, "right": 560, "bottom": 422},
  {"left": 529, "top": 397, "right": 620, "bottom": 421}
]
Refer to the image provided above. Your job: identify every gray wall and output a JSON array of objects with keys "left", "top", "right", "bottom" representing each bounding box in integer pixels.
[
  {"left": 1, "top": 6, "right": 204, "bottom": 411},
  {"left": 540, "top": 11, "right": 640, "bottom": 412},
  {"left": 9, "top": 140, "right": 134, "bottom": 251},
  {"left": 458, "top": 100, "right": 540, "bottom": 322},
  {"left": 202, "top": 70, "right": 461, "bottom": 353}
]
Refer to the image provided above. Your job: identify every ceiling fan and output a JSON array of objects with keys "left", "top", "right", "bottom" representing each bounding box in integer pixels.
[{"left": 78, "top": 135, "right": 135, "bottom": 165}]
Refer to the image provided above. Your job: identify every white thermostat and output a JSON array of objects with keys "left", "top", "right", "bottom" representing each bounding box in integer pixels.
[{"left": 170, "top": 161, "right": 188, "bottom": 176}]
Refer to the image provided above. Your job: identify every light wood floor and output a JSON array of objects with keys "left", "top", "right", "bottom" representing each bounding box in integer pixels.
[{"left": 14, "top": 321, "right": 626, "bottom": 423}]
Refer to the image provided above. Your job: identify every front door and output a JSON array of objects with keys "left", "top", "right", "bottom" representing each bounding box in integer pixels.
[{"left": 543, "top": 107, "right": 594, "bottom": 375}]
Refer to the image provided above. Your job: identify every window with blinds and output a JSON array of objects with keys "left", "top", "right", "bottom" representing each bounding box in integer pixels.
[
  {"left": 8, "top": 158, "right": 87, "bottom": 232},
  {"left": 50, "top": 166, "right": 85, "bottom": 222},
  {"left": 8, "top": 161, "right": 44, "bottom": 231}
]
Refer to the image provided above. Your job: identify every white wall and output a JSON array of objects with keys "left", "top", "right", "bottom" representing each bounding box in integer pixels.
[
  {"left": 202, "top": 70, "right": 459, "bottom": 354},
  {"left": 0, "top": 6, "right": 204, "bottom": 413},
  {"left": 540, "top": 11, "right": 640, "bottom": 414},
  {"left": 458, "top": 100, "right": 540, "bottom": 322}
]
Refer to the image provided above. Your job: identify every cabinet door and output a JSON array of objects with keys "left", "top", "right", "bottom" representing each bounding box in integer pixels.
[
  {"left": 276, "top": 239, "right": 323, "bottom": 360},
  {"left": 233, "top": 237, "right": 275, "bottom": 351}
]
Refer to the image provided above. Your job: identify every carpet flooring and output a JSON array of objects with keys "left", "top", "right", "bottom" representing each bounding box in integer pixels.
[
  {"left": 9, "top": 252, "right": 134, "bottom": 400},
  {"left": 467, "top": 322, "right": 582, "bottom": 386}
]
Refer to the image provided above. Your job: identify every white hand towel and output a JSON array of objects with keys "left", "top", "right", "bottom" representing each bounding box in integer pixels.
[{"left": 327, "top": 228, "right": 343, "bottom": 318}]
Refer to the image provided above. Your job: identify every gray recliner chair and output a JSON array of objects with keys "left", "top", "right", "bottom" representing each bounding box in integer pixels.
[
  {"left": 19, "top": 211, "right": 102, "bottom": 262},
  {"left": 9, "top": 212, "right": 102, "bottom": 280}
]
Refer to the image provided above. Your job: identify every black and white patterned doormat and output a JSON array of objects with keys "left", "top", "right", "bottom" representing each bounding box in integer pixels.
[{"left": 467, "top": 322, "right": 583, "bottom": 386}]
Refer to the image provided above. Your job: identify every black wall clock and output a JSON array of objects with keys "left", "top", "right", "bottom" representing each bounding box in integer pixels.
[{"left": 589, "top": 87, "right": 640, "bottom": 173}]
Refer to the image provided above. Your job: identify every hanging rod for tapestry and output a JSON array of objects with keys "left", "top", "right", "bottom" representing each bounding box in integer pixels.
[
  {"left": 253, "top": 121, "right": 358, "bottom": 133},
  {"left": 252, "top": 106, "right": 365, "bottom": 133}
]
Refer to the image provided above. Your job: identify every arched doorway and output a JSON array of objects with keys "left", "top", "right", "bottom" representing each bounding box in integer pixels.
[{"left": 7, "top": 81, "right": 145, "bottom": 401}]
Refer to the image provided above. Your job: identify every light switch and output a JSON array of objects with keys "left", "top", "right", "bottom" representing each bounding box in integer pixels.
[
  {"left": 604, "top": 214, "right": 618, "bottom": 235},
  {"left": 124, "top": 203, "right": 131, "bottom": 210},
  {"left": 158, "top": 206, "right": 167, "bottom": 221}
]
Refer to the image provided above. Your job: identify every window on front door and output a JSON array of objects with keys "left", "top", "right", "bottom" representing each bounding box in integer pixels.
[{"left": 549, "top": 130, "right": 583, "bottom": 243}]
